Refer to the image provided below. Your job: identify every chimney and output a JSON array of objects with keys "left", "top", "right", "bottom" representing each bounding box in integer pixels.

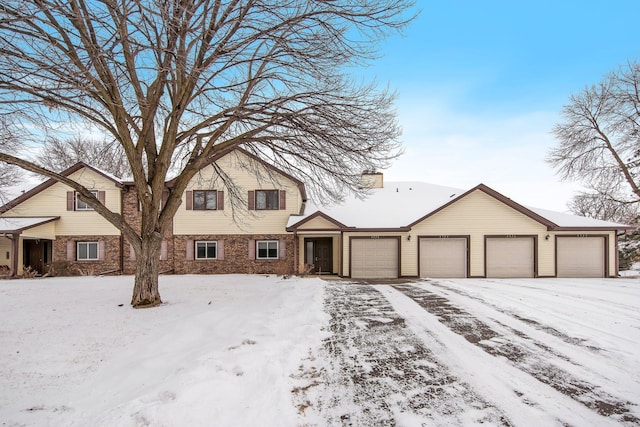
[{"left": 360, "top": 171, "right": 384, "bottom": 189}]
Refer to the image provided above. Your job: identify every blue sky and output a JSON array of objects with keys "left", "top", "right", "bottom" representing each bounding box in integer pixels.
[{"left": 367, "top": 0, "right": 640, "bottom": 210}]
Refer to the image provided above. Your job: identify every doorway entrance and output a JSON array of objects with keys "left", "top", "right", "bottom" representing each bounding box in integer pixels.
[
  {"left": 304, "top": 238, "right": 333, "bottom": 274},
  {"left": 23, "top": 239, "right": 52, "bottom": 275}
]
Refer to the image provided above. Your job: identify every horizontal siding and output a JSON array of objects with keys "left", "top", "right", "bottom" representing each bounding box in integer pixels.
[
  {"left": 0, "top": 237, "right": 11, "bottom": 268},
  {"left": 22, "top": 221, "right": 57, "bottom": 240},
  {"left": 3, "top": 168, "right": 121, "bottom": 236},
  {"left": 296, "top": 216, "right": 340, "bottom": 230},
  {"left": 410, "top": 190, "right": 547, "bottom": 277},
  {"left": 174, "top": 151, "right": 301, "bottom": 235}
]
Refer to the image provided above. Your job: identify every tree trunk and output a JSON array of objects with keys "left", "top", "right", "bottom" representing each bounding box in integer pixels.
[{"left": 131, "top": 235, "right": 163, "bottom": 308}]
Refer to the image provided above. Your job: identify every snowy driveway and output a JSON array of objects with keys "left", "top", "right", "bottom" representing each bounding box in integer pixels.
[{"left": 296, "top": 278, "right": 640, "bottom": 426}]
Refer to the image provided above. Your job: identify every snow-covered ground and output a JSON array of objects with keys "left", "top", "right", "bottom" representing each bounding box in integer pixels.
[{"left": 1, "top": 275, "right": 639, "bottom": 426}]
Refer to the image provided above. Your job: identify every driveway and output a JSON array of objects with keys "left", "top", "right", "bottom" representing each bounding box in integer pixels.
[{"left": 293, "top": 279, "right": 640, "bottom": 426}]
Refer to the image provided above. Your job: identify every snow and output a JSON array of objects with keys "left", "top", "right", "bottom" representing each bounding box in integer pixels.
[
  {"left": 1, "top": 275, "right": 639, "bottom": 426},
  {"left": 0, "top": 216, "right": 58, "bottom": 232},
  {"left": 288, "top": 181, "right": 628, "bottom": 230}
]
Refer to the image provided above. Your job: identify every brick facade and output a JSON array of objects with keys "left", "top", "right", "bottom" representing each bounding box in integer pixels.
[{"left": 52, "top": 235, "right": 121, "bottom": 276}]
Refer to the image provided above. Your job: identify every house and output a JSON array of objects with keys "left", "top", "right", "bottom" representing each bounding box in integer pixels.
[{"left": 0, "top": 148, "right": 631, "bottom": 279}]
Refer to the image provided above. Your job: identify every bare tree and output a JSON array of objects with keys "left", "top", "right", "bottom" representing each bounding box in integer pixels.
[
  {"left": 548, "top": 60, "right": 640, "bottom": 207},
  {"left": 568, "top": 192, "right": 638, "bottom": 224},
  {"left": 0, "top": 0, "right": 411, "bottom": 307},
  {"left": 37, "top": 136, "right": 129, "bottom": 178},
  {"left": 0, "top": 116, "right": 24, "bottom": 202}
]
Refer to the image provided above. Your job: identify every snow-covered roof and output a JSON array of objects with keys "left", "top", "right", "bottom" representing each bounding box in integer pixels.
[
  {"left": 0, "top": 216, "right": 59, "bottom": 233},
  {"left": 287, "top": 181, "right": 629, "bottom": 230}
]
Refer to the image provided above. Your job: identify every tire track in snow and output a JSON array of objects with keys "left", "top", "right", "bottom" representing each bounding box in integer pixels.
[
  {"left": 393, "top": 284, "right": 639, "bottom": 426},
  {"left": 314, "top": 283, "right": 510, "bottom": 426}
]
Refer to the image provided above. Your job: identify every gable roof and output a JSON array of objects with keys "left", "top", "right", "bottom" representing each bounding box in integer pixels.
[
  {"left": 287, "top": 181, "right": 630, "bottom": 231},
  {"left": 0, "top": 216, "right": 60, "bottom": 233},
  {"left": 0, "top": 162, "right": 123, "bottom": 214}
]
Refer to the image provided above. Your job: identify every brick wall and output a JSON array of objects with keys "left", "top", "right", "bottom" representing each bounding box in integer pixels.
[
  {"left": 52, "top": 235, "right": 121, "bottom": 276},
  {"left": 174, "top": 234, "right": 295, "bottom": 275}
]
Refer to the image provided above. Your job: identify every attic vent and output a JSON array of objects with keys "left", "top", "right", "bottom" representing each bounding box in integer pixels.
[{"left": 450, "top": 193, "right": 456, "bottom": 198}]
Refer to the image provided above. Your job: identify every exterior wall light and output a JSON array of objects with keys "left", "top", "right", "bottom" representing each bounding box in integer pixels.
[{"left": 545, "top": 234, "right": 550, "bottom": 241}]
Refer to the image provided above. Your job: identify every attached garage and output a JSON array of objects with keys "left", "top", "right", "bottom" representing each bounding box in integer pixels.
[
  {"left": 351, "top": 237, "right": 399, "bottom": 279},
  {"left": 419, "top": 237, "right": 467, "bottom": 278},
  {"left": 486, "top": 237, "right": 535, "bottom": 278},
  {"left": 556, "top": 236, "right": 606, "bottom": 278}
]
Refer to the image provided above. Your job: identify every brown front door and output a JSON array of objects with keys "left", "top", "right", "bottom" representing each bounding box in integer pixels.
[
  {"left": 24, "top": 240, "right": 44, "bottom": 274},
  {"left": 305, "top": 238, "right": 333, "bottom": 274}
]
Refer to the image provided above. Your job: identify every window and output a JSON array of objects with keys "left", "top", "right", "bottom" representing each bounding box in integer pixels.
[
  {"left": 256, "top": 190, "right": 279, "bottom": 210},
  {"left": 76, "top": 191, "right": 99, "bottom": 211},
  {"left": 193, "top": 190, "right": 217, "bottom": 210},
  {"left": 195, "top": 241, "right": 217, "bottom": 259},
  {"left": 77, "top": 242, "right": 99, "bottom": 260},
  {"left": 257, "top": 240, "right": 278, "bottom": 259}
]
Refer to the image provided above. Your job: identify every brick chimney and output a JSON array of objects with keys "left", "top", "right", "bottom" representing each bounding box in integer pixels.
[{"left": 360, "top": 171, "right": 383, "bottom": 189}]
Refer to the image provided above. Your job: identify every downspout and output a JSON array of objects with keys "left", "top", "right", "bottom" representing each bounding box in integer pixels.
[{"left": 293, "top": 231, "right": 298, "bottom": 275}]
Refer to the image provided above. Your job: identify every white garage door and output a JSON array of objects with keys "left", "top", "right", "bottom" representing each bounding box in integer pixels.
[
  {"left": 486, "top": 237, "right": 534, "bottom": 278},
  {"left": 351, "top": 238, "right": 398, "bottom": 279},
  {"left": 420, "top": 238, "right": 467, "bottom": 278},
  {"left": 557, "top": 236, "right": 605, "bottom": 278}
]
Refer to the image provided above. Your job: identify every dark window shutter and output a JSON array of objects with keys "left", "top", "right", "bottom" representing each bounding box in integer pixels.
[
  {"left": 279, "top": 240, "right": 286, "bottom": 259},
  {"left": 217, "top": 191, "right": 224, "bottom": 211},
  {"left": 160, "top": 240, "right": 168, "bottom": 260},
  {"left": 279, "top": 190, "right": 286, "bottom": 210},
  {"left": 98, "top": 241, "right": 105, "bottom": 260},
  {"left": 186, "top": 239, "right": 194, "bottom": 260},
  {"left": 248, "top": 239, "right": 255, "bottom": 259},
  {"left": 186, "top": 191, "right": 193, "bottom": 210},
  {"left": 248, "top": 191, "right": 255, "bottom": 210},
  {"left": 66, "top": 241, "right": 74, "bottom": 260},
  {"left": 67, "top": 192, "right": 75, "bottom": 211},
  {"left": 218, "top": 240, "right": 225, "bottom": 260},
  {"left": 98, "top": 191, "right": 106, "bottom": 205}
]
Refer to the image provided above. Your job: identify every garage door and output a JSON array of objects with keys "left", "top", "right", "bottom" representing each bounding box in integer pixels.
[
  {"left": 486, "top": 237, "right": 534, "bottom": 278},
  {"left": 557, "top": 236, "right": 605, "bottom": 278},
  {"left": 420, "top": 238, "right": 467, "bottom": 278},
  {"left": 351, "top": 238, "right": 398, "bottom": 279}
]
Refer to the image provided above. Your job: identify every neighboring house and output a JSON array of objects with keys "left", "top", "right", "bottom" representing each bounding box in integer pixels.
[{"left": 0, "top": 150, "right": 631, "bottom": 279}]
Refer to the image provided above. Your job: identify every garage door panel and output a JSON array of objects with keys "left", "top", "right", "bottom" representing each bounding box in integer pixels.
[
  {"left": 486, "top": 237, "right": 534, "bottom": 278},
  {"left": 420, "top": 238, "right": 467, "bottom": 278},
  {"left": 557, "top": 237, "right": 605, "bottom": 278},
  {"left": 351, "top": 238, "right": 398, "bottom": 279}
]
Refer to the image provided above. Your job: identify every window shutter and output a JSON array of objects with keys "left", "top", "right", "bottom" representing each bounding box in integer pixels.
[
  {"left": 66, "top": 241, "right": 74, "bottom": 260},
  {"left": 98, "top": 241, "right": 105, "bottom": 260},
  {"left": 248, "top": 191, "right": 255, "bottom": 210},
  {"left": 98, "top": 191, "right": 106, "bottom": 205},
  {"left": 186, "top": 239, "right": 194, "bottom": 260},
  {"left": 185, "top": 191, "right": 193, "bottom": 210},
  {"left": 279, "top": 190, "right": 286, "bottom": 210},
  {"left": 160, "top": 240, "right": 168, "bottom": 260},
  {"left": 218, "top": 240, "right": 224, "bottom": 260},
  {"left": 67, "top": 192, "right": 75, "bottom": 211},
  {"left": 248, "top": 239, "right": 255, "bottom": 259},
  {"left": 129, "top": 244, "right": 136, "bottom": 260},
  {"left": 217, "top": 191, "right": 224, "bottom": 210},
  {"left": 279, "top": 240, "right": 286, "bottom": 259}
]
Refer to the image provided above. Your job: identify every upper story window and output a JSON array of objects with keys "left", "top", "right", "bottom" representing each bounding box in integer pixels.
[
  {"left": 193, "top": 190, "right": 217, "bottom": 210},
  {"left": 256, "top": 190, "right": 279, "bottom": 210},
  {"left": 76, "top": 191, "right": 99, "bottom": 211}
]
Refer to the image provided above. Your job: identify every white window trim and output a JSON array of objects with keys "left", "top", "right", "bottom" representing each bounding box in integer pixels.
[
  {"left": 256, "top": 240, "right": 279, "bottom": 259},
  {"left": 195, "top": 240, "right": 218, "bottom": 260},
  {"left": 76, "top": 190, "right": 99, "bottom": 211},
  {"left": 77, "top": 241, "right": 99, "bottom": 261}
]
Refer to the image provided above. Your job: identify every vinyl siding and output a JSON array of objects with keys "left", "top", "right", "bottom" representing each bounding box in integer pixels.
[
  {"left": 296, "top": 216, "right": 341, "bottom": 230},
  {"left": 409, "top": 190, "right": 547, "bottom": 277},
  {"left": 22, "top": 221, "right": 57, "bottom": 240},
  {"left": 0, "top": 238, "right": 11, "bottom": 268},
  {"left": 2, "top": 169, "right": 121, "bottom": 236},
  {"left": 174, "top": 151, "right": 302, "bottom": 235}
]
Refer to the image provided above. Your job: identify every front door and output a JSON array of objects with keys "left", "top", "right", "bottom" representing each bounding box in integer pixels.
[
  {"left": 23, "top": 240, "right": 52, "bottom": 275},
  {"left": 305, "top": 238, "right": 333, "bottom": 274}
]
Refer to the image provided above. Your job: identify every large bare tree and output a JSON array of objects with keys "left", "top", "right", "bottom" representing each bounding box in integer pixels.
[
  {"left": 0, "top": 116, "right": 25, "bottom": 202},
  {"left": 549, "top": 60, "right": 640, "bottom": 210},
  {"left": 0, "top": 0, "right": 410, "bottom": 307}
]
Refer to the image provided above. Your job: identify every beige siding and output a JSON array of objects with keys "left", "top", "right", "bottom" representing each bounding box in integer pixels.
[
  {"left": 22, "top": 221, "right": 57, "bottom": 240},
  {"left": 409, "top": 190, "right": 547, "bottom": 277},
  {"left": 174, "top": 151, "right": 302, "bottom": 235},
  {"left": 0, "top": 237, "right": 11, "bottom": 268},
  {"left": 2, "top": 168, "right": 121, "bottom": 236},
  {"left": 296, "top": 216, "right": 341, "bottom": 230}
]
